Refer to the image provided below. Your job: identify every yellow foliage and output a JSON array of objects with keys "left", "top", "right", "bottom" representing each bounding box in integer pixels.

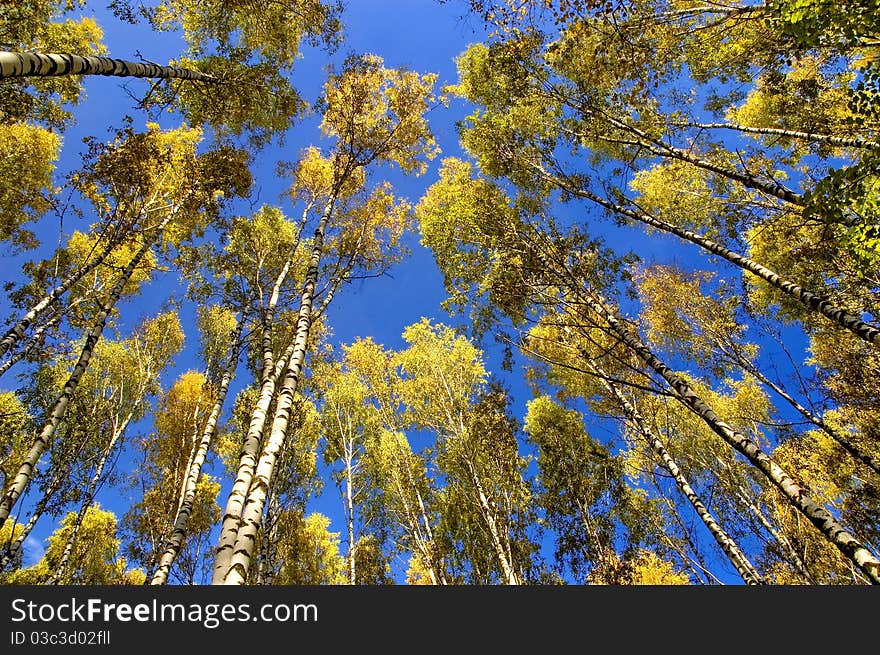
[
  {"left": 272, "top": 511, "right": 346, "bottom": 585},
  {"left": 3, "top": 505, "right": 141, "bottom": 585},
  {"left": 320, "top": 55, "right": 439, "bottom": 174},
  {"left": 630, "top": 160, "right": 715, "bottom": 230},
  {"left": 0, "top": 123, "right": 60, "bottom": 248},
  {"left": 405, "top": 553, "right": 435, "bottom": 585},
  {"left": 332, "top": 182, "right": 412, "bottom": 268},
  {"left": 627, "top": 550, "right": 691, "bottom": 585},
  {"left": 727, "top": 57, "right": 856, "bottom": 142}
]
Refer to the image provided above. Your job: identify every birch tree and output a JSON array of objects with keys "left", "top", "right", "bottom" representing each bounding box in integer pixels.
[
  {"left": 47, "top": 312, "right": 183, "bottom": 584},
  {"left": 0, "top": 505, "right": 144, "bottom": 585},
  {"left": 0, "top": 122, "right": 249, "bottom": 526},
  {"left": 214, "top": 54, "right": 437, "bottom": 585},
  {"left": 416, "top": 156, "right": 880, "bottom": 583}
]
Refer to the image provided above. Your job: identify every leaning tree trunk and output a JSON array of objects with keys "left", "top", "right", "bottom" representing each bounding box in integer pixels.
[
  {"left": 0, "top": 421, "right": 92, "bottom": 571},
  {"left": 0, "top": 51, "right": 218, "bottom": 83},
  {"left": 574, "top": 288, "right": 880, "bottom": 584},
  {"left": 730, "top": 349, "right": 880, "bottom": 477},
  {"left": 0, "top": 310, "right": 62, "bottom": 379},
  {"left": 48, "top": 413, "right": 132, "bottom": 585},
  {"left": 0, "top": 459, "right": 68, "bottom": 571},
  {"left": 582, "top": 351, "right": 764, "bottom": 584},
  {"left": 522, "top": 231, "right": 880, "bottom": 582},
  {"left": 679, "top": 121, "right": 880, "bottom": 150},
  {"left": 0, "top": 233, "right": 123, "bottom": 359},
  {"left": 255, "top": 492, "right": 281, "bottom": 586},
  {"left": 737, "top": 489, "right": 815, "bottom": 583},
  {"left": 218, "top": 199, "right": 335, "bottom": 585},
  {"left": 595, "top": 110, "right": 804, "bottom": 205},
  {"left": 150, "top": 315, "right": 246, "bottom": 585},
  {"left": 0, "top": 221, "right": 165, "bottom": 525},
  {"left": 535, "top": 163, "right": 880, "bottom": 348}
]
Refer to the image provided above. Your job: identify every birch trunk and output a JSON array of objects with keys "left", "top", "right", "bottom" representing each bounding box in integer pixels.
[
  {"left": 150, "top": 316, "right": 245, "bottom": 585},
  {"left": 48, "top": 413, "right": 132, "bottom": 584},
  {"left": 465, "top": 459, "right": 520, "bottom": 585},
  {"left": 574, "top": 288, "right": 880, "bottom": 583},
  {"left": 0, "top": 461, "right": 68, "bottom": 570},
  {"left": 585, "top": 353, "right": 764, "bottom": 584},
  {"left": 0, "top": 234, "right": 121, "bottom": 359},
  {"left": 346, "top": 449, "right": 356, "bottom": 585},
  {"left": 219, "top": 201, "right": 334, "bottom": 585},
  {"left": 385, "top": 442, "right": 447, "bottom": 584},
  {"left": 736, "top": 490, "right": 813, "bottom": 583},
  {"left": 0, "top": 421, "right": 92, "bottom": 571},
  {"left": 0, "top": 311, "right": 62, "bottom": 379},
  {"left": 536, "top": 163, "right": 880, "bottom": 348},
  {"left": 260, "top": 260, "right": 292, "bottom": 382},
  {"left": 0, "top": 51, "right": 218, "bottom": 83},
  {"left": 0, "top": 221, "right": 165, "bottom": 525},
  {"left": 679, "top": 121, "right": 879, "bottom": 150},
  {"left": 733, "top": 354, "right": 880, "bottom": 477},
  {"left": 594, "top": 111, "right": 803, "bottom": 204},
  {"left": 210, "top": 339, "right": 298, "bottom": 582},
  {"left": 210, "top": 225, "right": 306, "bottom": 583}
]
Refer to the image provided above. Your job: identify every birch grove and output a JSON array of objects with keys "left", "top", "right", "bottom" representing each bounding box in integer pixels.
[{"left": 1, "top": 0, "right": 878, "bottom": 586}]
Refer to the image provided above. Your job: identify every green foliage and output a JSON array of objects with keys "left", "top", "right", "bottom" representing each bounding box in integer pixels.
[
  {"left": 524, "top": 395, "right": 648, "bottom": 580},
  {"left": 162, "top": 56, "right": 308, "bottom": 148},
  {"left": 148, "top": 0, "right": 342, "bottom": 61},
  {"left": 768, "top": 0, "right": 880, "bottom": 51},
  {"left": 416, "top": 157, "right": 541, "bottom": 329},
  {"left": 802, "top": 150, "right": 880, "bottom": 272}
]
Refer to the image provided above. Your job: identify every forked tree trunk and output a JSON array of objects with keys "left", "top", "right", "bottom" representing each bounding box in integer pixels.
[
  {"left": 214, "top": 258, "right": 294, "bottom": 577},
  {"left": 464, "top": 459, "right": 520, "bottom": 585},
  {"left": 210, "top": 339, "right": 297, "bottom": 582},
  {"left": 385, "top": 442, "right": 447, "bottom": 585},
  {"left": 215, "top": 198, "right": 336, "bottom": 585}
]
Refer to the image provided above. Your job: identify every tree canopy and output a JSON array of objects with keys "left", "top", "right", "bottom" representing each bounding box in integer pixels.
[{"left": 1, "top": 0, "right": 878, "bottom": 588}]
